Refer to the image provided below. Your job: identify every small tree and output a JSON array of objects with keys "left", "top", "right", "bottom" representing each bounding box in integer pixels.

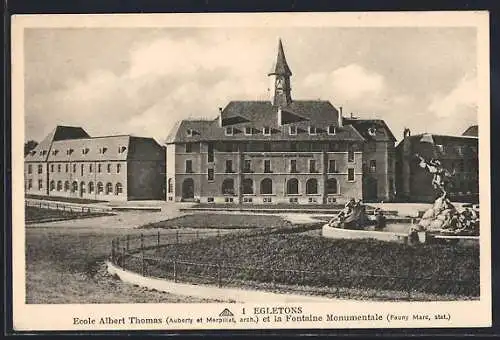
[{"left": 24, "top": 140, "right": 38, "bottom": 156}]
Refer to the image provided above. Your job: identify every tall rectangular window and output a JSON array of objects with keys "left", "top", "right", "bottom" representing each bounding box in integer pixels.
[
  {"left": 369, "top": 160, "right": 376, "bottom": 173},
  {"left": 328, "top": 125, "right": 336, "bottom": 135},
  {"left": 73, "top": 164, "right": 77, "bottom": 173},
  {"left": 117, "top": 164, "right": 121, "bottom": 173},
  {"left": 185, "top": 143, "right": 192, "bottom": 153},
  {"left": 38, "top": 164, "right": 43, "bottom": 174},
  {"left": 28, "top": 179, "right": 33, "bottom": 189},
  {"left": 290, "top": 159, "right": 297, "bottom": 173},
  {"left": 347, "top": 145, "right": 354, "bottom": 162},
  {"left": 81, "top": 164, "right": 84, "bottom": 176},
  {"left": 244, "top": 127, "right": 252, "bottom": 135},
  {"left": 348, "top": 168, "right": 355, "bottom": 182},
  {"left": 208, "top": 143, "right": 214, "bottom": 162},
  {"left": 244, "top": 160, "right": 252, "bottom": 173},
  {"left": 263, "top": 127, "right": 271, "bottom": 136},
  {"left": 38, "top": 179, "right": 42, "bottom": 190},
  {"left": 58, "top": 164, "right": 61, "bottom": 172},
  {"left": 28, "top": 165, "right": 32, "bottom": 174},
  {"left": 98, "top": 163, "right": 102, "bottom": 173},
  {"left": 50, "top": 164, "right": 54, "bottom": 172},
  {"left": 289, "top": 126, "right": 297, "bottom": 135},
  {"left": 225, "top": 160, "right": 233, "bottom": 173},
  {"left": 328, "top": 160, "right": 337, "bottom": 173},
  {"left": 264, "top": 160, "right": 272, "bottom": 173},
  {"left": 89, "top": 164, "right": 93, "bottom": 173},
  {"left": 208, "top": 168, "right": 214, "bottom": 181},
  {"left": 309, "top": 160, "right": 316, "bottom": 173},
  {"left": 65, "top": 164, "right": 69, "bottom": 172},
  {"left": 107, "top": 164, "right": 111, "bottom": 173},
  {"left": 185, "top": 160, "right": 193, "bottom": 173}
]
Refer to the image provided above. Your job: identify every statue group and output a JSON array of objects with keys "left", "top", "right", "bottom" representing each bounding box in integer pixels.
[
  {"left": 412, "top": 154, "right": 479, "bottom": 236},
  {"left": 326, "top": 154, "right": 479, "bottom": 237}
]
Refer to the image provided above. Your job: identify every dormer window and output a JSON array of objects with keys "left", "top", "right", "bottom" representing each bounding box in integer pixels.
[
  {"left": 186, "top": 129, "right": 193, "bottom": 137},
  {"left": 52, "top": 149, "right": 59, "bottom": 155},
  {"left": 82, "top": 148, "right": 89, "bottom": 155},
  {"left": 118, "top": 146, "right": 127, "bottom": 153},
  {"left": 244, "top": 127, "right": 253, "bottom": 136},
  {"left": 368, "top": 127, "right": 377, "bottom": 136},
  {"left": 225, "top": 127, "right": 234, "bottom": 136},
  {"left": 289, "top": 126, "right": 297, "bottom": 136},
  {"left": 30, "top": 151, "right": 36, "bottom": 156},
  {"left": 263, "top": 127, "right": 271, "bottom": 136},
  {"left": 99, "top": 147, "right": 108, "bottom": 154},
  {"left": 308, "top": 126, "right": 317, "bottom": 135},
  {"left": 328, "top": 126, "right": 336, "bottom": 135},
  {"left": 66, "top": 149, "right": 73, "bottom": 155}
]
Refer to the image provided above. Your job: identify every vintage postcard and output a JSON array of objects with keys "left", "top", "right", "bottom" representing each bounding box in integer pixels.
[{"left": 11, "top": 11, "right": 491, "bottom": 331}]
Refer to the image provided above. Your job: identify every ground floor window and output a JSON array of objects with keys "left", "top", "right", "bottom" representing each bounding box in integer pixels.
[
  {"left": 106, "top": 182, "right": 113, "bottom": 194},
  {"left": 57, "top": 180, "right": 63, "bottom": 191},
  {"left": 306, "top": 178, "right": 318, "bottom": 195},
  {"left": 287, "top": 178, "right": 299, "bottom": 195},
  {"left": 80, "top": 181, "right": 86, "bottom": 194},
  {"left": 28, "top": 179, "right": 33, "bottom": 189},
  {"left": 50, "top": 180, "right": 55, "bottom": 191},
  {"left": 260, "top": 178, "right": 273, "bottom": 195},
  {"left": 72, "top": 181, "right": 78, "bottom": 192},
  {"left": 222, "top": 178, "right": 235, "bottom": 195},
  {"left": 168, "top": 178, "right": 173, "bottom": 193},
  {"left": 38, "top": 179, "right": 43, "bottom": 190},
  {"left": 326, "top": 178, "right": 338, "bottom": 194},
  {"left": 64, "top": 181, "right": 70, "bottom": 191},
  {"left": 242, "top": 178, "right": 253, "bottom": 194},
  {"left": 88, "top": 182, "right": 94, "bottom": 193},
  {"left": 97, "top": 182, "right": 104, "bottom": 194},
  {"left": 115, "top": 182, "right": 123, "bottom": 195}
]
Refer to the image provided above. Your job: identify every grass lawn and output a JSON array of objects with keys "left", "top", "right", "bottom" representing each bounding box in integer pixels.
[
  {"left": 25, "top": 206, "right": 110, "bottom": 223},
  {"left": 25, "top": 227, "right": 223, "bottom": 303},
  {"left": 26, "top": 194, "right": 106, "bottom": 204},
  {"left": 144, "top": 233, "right": 479, "bottom": 299},
  {"left": 141, "top": 214, "right": 295, "bottom": 229}
]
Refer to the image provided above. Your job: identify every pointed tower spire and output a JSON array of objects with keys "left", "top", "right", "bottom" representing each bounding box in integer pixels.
[
  {"left": 268, "top": 38, "right": 292, "bottom": 106},
  {"left": 268, "top": 38, "right": 292, "bottom": 76}
]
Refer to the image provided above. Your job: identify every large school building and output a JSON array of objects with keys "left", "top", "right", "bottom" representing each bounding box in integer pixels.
[
  {"left": 165, "top": 39, "right": 396, "bottom": 204},
  {"left": 24, "top": 125, "right": 165, "bottom": 201}
]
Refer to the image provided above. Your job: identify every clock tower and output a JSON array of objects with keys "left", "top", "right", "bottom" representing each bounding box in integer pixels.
[{"left": 268, "top": 39, "right": 292, "bottom": 107}]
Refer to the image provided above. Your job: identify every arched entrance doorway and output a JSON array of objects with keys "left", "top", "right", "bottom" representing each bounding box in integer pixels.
[{"left": 182, "top": 178, "right": 195, "bottom": 200}]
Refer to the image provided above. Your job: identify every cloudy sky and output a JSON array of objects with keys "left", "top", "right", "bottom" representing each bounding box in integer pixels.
[{"left": 24, "top": 26, "right": 477, "bottom": 143}]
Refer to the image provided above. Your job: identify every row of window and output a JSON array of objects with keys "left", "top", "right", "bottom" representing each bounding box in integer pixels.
[
  {"left": 184, "top": 142, "right": 359, "bottom": 153},
  {"left": 26, "top": 179, "right": 123, "bottom": 195},
  {"left": 29, "top": 146, "right": 127, "bottom": 157},
  {"left": 187, "top": 125, "right": 340, "bottom": 138},
  {"left": 170, "top": 177, "right": 341, "bottom": 196},
  {"left": 27, "top": 163, "right": 122, "bottom": 175},
  {"left": 435, "top": 144, "right": 478, "bottom": 155},
  {"left": 185, "top": 159, "right": 354, "bottom": 176}
]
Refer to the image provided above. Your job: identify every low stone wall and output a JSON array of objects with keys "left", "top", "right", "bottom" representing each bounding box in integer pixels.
[
  {"left": 321, "top": 225, "right": 410, "bottom": 244},
  {"left": 106, "top": 261, "right": 336, "bottom": 303}
]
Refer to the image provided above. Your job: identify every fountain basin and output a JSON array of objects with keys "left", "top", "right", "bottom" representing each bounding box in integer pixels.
[{"left": 321, "top": 223, "right": 416, "bottom": 244}]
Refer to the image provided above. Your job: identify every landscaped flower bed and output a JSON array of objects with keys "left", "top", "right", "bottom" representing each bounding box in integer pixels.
[{"left": 142, "top": 233, "right": 479, "bottom": 298}]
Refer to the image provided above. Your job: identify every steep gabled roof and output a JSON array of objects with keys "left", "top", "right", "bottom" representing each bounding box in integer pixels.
[
  {"left": 343, "top": 118, "right": 396, "bottom": 142},
  {"left": 462, "top": 125, "right": 478, "bottom": 137},
  {"left": 25, "top": 125, "right": 90, "bottom": 162}
]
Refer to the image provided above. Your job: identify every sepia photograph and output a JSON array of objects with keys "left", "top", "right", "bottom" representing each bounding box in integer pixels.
[{"left": 11, "top": 11, "right": 491, "bottom": 331}]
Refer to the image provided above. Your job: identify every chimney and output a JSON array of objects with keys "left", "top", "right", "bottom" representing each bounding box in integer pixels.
[
  {"left": 277, "top": 106, "right": 282, "bottom": 126},
  {"left": 338, "top": 106, "right": 343, "bottom": 127},
  {"left": 218, "top": 107, "right": 223, "bottom": 127}
]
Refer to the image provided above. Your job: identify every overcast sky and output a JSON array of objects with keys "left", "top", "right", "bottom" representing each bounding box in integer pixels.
[{"left": 24, "top": 27, "right": 477, "bottom": 143}]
